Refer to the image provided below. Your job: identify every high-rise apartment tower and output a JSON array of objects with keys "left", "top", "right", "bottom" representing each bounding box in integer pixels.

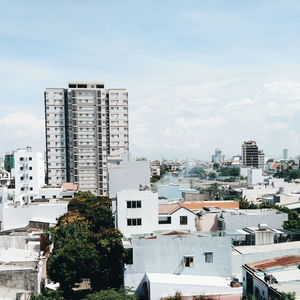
[
  {"left": 283, "top": 149, "right": 288, "bottom": 160},
  {"left": 44, "top": 82, "right": 129, "bottom": 195},
  {"left": 242, "top": 141, "right": 259, "bottom": 168}
]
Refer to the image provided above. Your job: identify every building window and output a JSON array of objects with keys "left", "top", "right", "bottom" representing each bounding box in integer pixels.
[
  {"left": 20, "top": 177, "right": 24, "bottom": 180},
  {"left": 158, "top": 216, "right": 171, "bottom": 224},
  {"left": 184, "top": 256, "right": 194, "bottom": 267},
  {"left": 29, "top": 157, "right": 32, "bottom": 161},
  {"left": 180, "top": 216, "right": 188, "bottom": 225},
  {"left": 20, "top": 157, "right": 24, "bottom": 161},
  {"left": 127, "top": 218, "right": 142, "bottom": 226},
  {"left": 127, "top": 201, "right": 141, "bottom": 208},
  {"left": 29, "top": 167, "right": 32, "bottom": 170},
  {"left": 29, "top": 176, "right": 33, "bottom": 180},
  {"left": 42, "top": 196, "right": 45, "bottom": 199},
  {"left": 53, "top": 195, "right": 57, "bottom": 198},
  {"left": 205, "top": 252, "right": 213, "bottom": 263},
  {"left": 29, "top": 187, "right": 33, "bottom": 191}
]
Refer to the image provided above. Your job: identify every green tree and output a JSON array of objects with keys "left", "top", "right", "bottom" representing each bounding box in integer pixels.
[
  {"left": 83, "top": 289, "right": 137, "bottom": 300},
  {"left": 205, "top": 183, "right": 221, "bottom": 200},
  {"left": 219, "top": 167, "right": 240, "bottom": 177},
  {"left": 48, "top": 212, "right": 98, "bottom": 298},
  {"left": 89, "top": 229, "right": 124, "bottom": 291},
  {"left": 282, "top": 292, "right": 296, "bottom": 300},
  {"left": 213, "top": 162, "right": 220, "bottom": 170},
  {"left": 47, "top": 193, "right": 125, "bottom": 298},
  {"left": 30, "top": 289, "right": 64, "bottom": 300},
  {"left": 68, "top": 192, "right": 114, "bottom": 233}
]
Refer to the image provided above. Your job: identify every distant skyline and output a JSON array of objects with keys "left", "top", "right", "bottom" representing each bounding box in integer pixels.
[{"left": 1, "top": 1, "right": 300, "bottom": 159}]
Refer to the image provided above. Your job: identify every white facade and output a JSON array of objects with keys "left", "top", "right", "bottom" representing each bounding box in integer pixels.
[
  {"left": 12, "top": 147, "right": 45, "bottom": 205},
  {"left": 45, "top": 82, "right": 129, "bottom": 195},
  {"left": 240, "top": 166, "right": 250, "bottom": 177},
  {"left": 247, "top": 168, "right": 264, "bottom": 185},
  {"left": 116, "top": 190, "right": 197, "bottom": 238},
  {"left": 108, "top": 158, "right": 150, "bottom": 198},
  {"left": 116, "top": 190, "right": 158, "bottom": 237},
  {"left": 158, "top": 205, "right": 196, "bottom": 232}
]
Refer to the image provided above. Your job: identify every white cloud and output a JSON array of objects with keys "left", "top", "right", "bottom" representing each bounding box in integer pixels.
[{"left": 0, "top": 112, "right": 44, "bottom": 154}]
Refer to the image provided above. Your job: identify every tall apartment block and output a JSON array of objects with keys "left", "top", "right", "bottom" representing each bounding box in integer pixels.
[
  {"left": 44, "top": 82, "right": 129, "bottom": 195},
  {"left": 242, "top": 141, "right": 259, "bottom": 168}
]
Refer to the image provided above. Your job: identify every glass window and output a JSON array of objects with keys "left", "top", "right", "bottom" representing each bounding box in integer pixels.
[
  {"left": 180, "top": 216, "right": 188, "bottom": 225},
  {"left": 205, "top": 252, "right": 213, "bottom": 263}
]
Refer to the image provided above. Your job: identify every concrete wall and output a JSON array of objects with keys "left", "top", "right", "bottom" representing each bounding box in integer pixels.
[
  {"left": 125, "top": 234, "right": 232, "bottom": 290},
  {"left": 108, "top": 160, "right": 150, "bottom": 198},
  {"left": 183, "top": 192, "right": 212, "bottom": 201},
  {"left": 0, "top": 268, "right": 38, "bottom": 292},
  {"left": 0, "top": 235, "right": 26, "bottom": 249},
  {"left": 219, "top": 210, "right": 288, "bottom": 230},
  {"left": 247, "top": 169, "right": 263, "bottom": 185},
  {"left": 197, "top": 213, "right": 219, "bottom": 231}
]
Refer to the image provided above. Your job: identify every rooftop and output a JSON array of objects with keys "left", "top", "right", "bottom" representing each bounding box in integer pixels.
[
  {"left": 246, "top": 255, "right": 300, "bottom": 271},
  {"left": 158, "top": 203, "right": 183, "bottom": 215},
  {"left": 181, "top": 201, "right": 239, "bottom": 210},
  {"left": 234, "top": 241, "right": 300, "bottom": 255},
  {"left": 146, "top": 272, "right": 232, "bottom": 287}
]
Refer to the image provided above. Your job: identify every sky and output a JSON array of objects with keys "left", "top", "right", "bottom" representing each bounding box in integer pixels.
[{"left": 1, "top": 0, "right": 300, "bottom": 160}]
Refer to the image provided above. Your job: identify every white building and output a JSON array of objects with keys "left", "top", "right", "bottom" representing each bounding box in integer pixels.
[
  {"left": 108, "top": 158, "right": 150, "bottom": 198},
  {"left": 45, "top": 82, "right": 129, "bottom": 195},
  {"left": 247, "top": 168, "right": 264, "bottom": 185},
  {"left": 116, "top": 190, "right": 196, "bottom": 238},
  {"left": 116, "top": 190, "right": 158, "bottom": 237},
  {"left": 12, "top": 147, "right": 45, "bottom": 205},
  {"left": 140, "top": 273, "right": 242, "bottom": 300},
  {"left": 125, "top": 233, "right": 234, "bottom": 292},
  {"left": 0, "top": 188, "right": 68, "bottom": 230},
  {"left": 158, "top": 203, "right": 196, "bottom": 232}
]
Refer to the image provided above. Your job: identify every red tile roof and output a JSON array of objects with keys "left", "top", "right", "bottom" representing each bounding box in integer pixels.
[
  {"left": 62, "top": 182, "right": 79, "bottom": 191},
  {"left": 180, "top": 201, "right": 239, "bottom": 210},
  {"left": 162, "top": 231, "right": 189, "bottom": 236},
  {"left": 158, "top": 203, "right": 182, "bottom": 215}
]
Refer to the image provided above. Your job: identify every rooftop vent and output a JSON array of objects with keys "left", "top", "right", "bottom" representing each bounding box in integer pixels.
[{"left": 258, "top": 224, "right": 268, "bottom": 231}]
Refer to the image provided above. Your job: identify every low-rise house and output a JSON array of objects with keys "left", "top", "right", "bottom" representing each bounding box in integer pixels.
[
  {"left": 139, "top": 273, "right": 242, "bottom": 300},
  {"left": 158, "top": 203, "right": 196, "bottom": 232},
  {"left": 124, "top": 232, "right": 233, "bottom": 293},
  {"left": 116, "top": 190, "right": 197, "bottom": 238},
  {"left": 0, "top": 228, "right": 47, "bottom": 300},
  {"left": 242, "top": 255, "right": 300, "bottom": 300}
]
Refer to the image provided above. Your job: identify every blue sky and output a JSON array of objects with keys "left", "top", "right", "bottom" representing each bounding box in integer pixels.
[{"left": 1, "top": 1, "right": 300, "bottom": 159}]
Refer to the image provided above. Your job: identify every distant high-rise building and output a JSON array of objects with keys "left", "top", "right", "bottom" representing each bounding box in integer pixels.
[
  {"left": 242, "top": 141, "right": 259, "bottom": 168},
  {"left": 45, "top": 82, "right": 129, "bottom": 195},
  {"left": 258, "top": 150, "right": 265, "bottom": 170},
  {"left": 212, "top": 148, "right": 225, "bottom": 164},
  {"left": 283, "top": 149, "right": 288, "bottom": 160}
]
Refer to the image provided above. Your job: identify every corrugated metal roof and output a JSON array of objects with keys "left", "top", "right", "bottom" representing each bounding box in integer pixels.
[{"left": 246, "top": 255, "right": 300, "bottom": 271}]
